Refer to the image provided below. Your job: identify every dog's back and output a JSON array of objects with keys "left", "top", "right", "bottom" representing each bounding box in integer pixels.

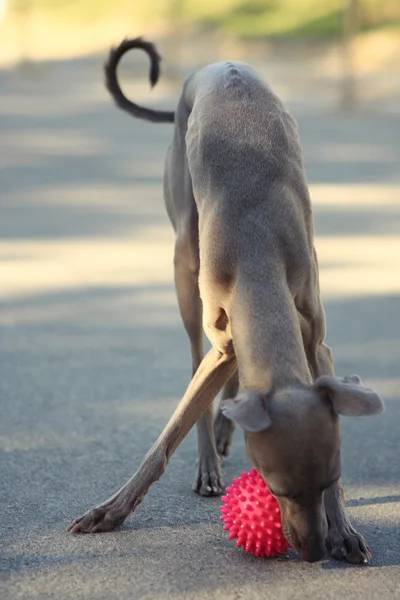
[
  {"left": 185, "top": 61, "right": 302, "bottom": 202},
  {"left": 183, "top": 62, "right": 314, "bottom": 295}
]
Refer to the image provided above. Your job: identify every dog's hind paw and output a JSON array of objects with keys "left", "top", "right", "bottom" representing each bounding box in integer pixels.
[
  {"left": 214, "top": 410, "right": 235, "bottom": 457},
  {"left": 68, "top": 501, "right": 130, "bottom": 533},
  {"left": 192, "top": 454, "right": 224, "bottom": 496}
]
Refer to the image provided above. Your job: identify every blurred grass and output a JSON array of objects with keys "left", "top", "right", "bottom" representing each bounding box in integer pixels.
[
  {"left": 8, "top": 0, "right": 400, "bottom": 39},
  {"left": 196, "top": 0, "right": 400, "bottom": 39},
  {"left": 10, "top": 0, "right": 170, "bottom": 23},
  {"left": 198, "top": 0, "right": 344, "bottom": 39}
]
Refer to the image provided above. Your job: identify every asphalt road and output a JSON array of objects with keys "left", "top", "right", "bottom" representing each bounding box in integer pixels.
[{"left": 1, "top": 55, "right": 400, "bottom": 599}]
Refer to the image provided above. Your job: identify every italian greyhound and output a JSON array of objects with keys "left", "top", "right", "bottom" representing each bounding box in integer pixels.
[{"left": 68, "top": 38, "right": 384, "bottom": 563}]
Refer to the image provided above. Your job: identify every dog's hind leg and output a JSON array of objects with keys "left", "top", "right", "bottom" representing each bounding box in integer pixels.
[
  {"left": 214, "top": 371, "right": 239, "bottom": 457},
  {"left": 174, "top": 218, "right": 225, "bottom": 495},
  {"left": 165, "top": 135, "right": 224, "bottom": 496}
]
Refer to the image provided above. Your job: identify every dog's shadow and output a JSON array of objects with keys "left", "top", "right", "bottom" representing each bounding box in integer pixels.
[
  {"left": 125, "top": 491, "right": 400, "bottom": 568},
  {"left": 346, "top": 495, "right": 400, "bottom": 507}
]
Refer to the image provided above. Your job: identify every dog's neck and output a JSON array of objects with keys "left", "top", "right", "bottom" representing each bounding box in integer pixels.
[{"left": 232, "top": 272, "right": 312, "bottom": 391}]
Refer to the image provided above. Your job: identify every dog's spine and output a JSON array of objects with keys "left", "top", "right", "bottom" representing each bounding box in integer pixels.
[{"left": 104, "top": 37, "right": 175, "bottom": 123}]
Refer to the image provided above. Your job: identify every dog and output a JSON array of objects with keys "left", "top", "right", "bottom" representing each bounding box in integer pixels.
[{"left": 68, "top": 38, "right": 384, "bottom": 563}]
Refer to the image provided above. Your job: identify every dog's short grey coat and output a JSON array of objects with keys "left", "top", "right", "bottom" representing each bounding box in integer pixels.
[{"left": 68, "top": 38, "right": 384, "bottom": 564}]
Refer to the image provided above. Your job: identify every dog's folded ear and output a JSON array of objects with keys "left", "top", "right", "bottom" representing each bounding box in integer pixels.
[
  {"left": 220, "top": 391, "right": 271, "bottom": 432},
  {"left": 314, "top": 374, "right": 384, "bottom": 417}
]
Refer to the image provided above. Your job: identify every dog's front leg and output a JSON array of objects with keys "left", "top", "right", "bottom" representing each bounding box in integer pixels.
[
  {"left": 324, "top": 480, "right": 371, "bottom": 564},
  {"left": 68, "top": 348, "right": 237, "bottom": 533},
  {"left": 310, "top": 340, "right": 372, "bottom": 563}
]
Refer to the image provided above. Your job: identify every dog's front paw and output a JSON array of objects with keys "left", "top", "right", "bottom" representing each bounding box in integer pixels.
[
  {"left": 68, "top": 500, "right": 130, "bottom": 533},
  {"left": 214, "top": 410, "right": 235, "bottom": 457},
  {"left": 326, "top": 524, "right": 372, "bottom": 564},
  {"left": 192, "top": 453, "right": 224, "bottom": 496}
]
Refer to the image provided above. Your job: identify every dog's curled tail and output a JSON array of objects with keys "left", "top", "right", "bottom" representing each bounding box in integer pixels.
[{"left": 104, "top": 37, "right": 175, "bottom": 124}]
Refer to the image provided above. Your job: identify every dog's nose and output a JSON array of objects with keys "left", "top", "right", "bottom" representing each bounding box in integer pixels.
[{"left": 299, "top": 539, "right": 326, "bottom": 563}]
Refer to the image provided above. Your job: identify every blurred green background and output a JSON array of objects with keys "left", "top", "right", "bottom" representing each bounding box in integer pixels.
[
  {"left": 5, "top": 0, "right": 400, "bottom": 37},
  {"left": 1, "top": 1, "right": 399, "bottom": 75}
]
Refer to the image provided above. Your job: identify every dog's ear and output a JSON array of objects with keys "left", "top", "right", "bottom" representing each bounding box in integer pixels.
[
  {"left": 220, "top": 391, "right": 271, "bottom": 432},
  {"left": 314, "top": 375, "right": 384, "bottom": 417}
]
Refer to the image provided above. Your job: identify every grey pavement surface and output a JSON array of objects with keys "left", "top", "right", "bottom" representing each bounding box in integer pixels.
[{"left": 1, "top": 54, "right": 400, "bottom": 599}]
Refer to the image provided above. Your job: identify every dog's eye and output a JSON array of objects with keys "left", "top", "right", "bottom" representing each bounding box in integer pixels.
[
  {"left": 282, "top": 492, "right": 301, "bottom": 501},
  {"left": 270, "top": 488, "right": 300, "bottom": 501}
]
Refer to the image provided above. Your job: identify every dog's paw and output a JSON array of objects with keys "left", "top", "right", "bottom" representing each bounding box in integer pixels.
[
  {"left": 326, "top": 524, "right": 372, "bottom": 564},
  {"left": 214, "top": 410, "right": 235, "bottom": 457},
  {"left": 68, "top": 501, "right": 129, "bottom": 533},
  {"left": 192, "top": 453, "right": 224, "bottom": 497}
]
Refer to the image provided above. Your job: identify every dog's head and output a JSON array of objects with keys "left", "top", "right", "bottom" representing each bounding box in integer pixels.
[{"left": 221, "top": 375, "right": 384, "bottom": 562}]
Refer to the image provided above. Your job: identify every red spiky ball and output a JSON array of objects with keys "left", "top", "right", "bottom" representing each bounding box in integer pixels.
[{"left": 220, "top": 469, "right": 290, "bottom": 557}]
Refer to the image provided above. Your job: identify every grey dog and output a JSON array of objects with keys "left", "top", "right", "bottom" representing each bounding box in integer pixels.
[{"left": 68, "top": 38, "right": 384, "bottom": 563}]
